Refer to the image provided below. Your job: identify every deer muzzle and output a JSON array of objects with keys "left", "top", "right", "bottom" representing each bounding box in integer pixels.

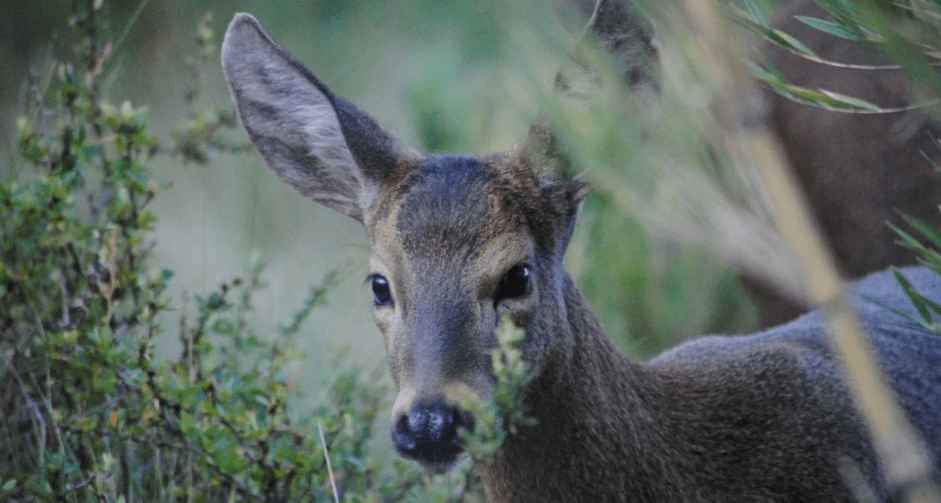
[{"left": 391, "top": 398, "right": 474, "bottom": 471}]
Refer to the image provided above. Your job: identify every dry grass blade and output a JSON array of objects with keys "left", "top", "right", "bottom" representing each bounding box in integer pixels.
[{"left": 318, "top": 421, "right": 340, "bottom": 503}]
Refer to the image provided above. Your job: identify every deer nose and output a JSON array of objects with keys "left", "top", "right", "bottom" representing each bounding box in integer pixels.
[{"left": 391, "top": 399, "right": 467, "bottom": 467}]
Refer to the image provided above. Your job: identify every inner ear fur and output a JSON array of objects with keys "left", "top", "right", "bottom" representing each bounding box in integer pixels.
[{"left": 221, "top": 13, "right": 409, "bottom": 222}]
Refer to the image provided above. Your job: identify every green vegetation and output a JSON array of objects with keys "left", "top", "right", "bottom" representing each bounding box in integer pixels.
[
  {"left": 887, "top": 214, "right": 941, "bottom": 333},
  {"left": 458, "top": 319, "right": 536, "bottom": 468},
  {"left": 0, "top": 3, "right": 500, "bottom": 500}
]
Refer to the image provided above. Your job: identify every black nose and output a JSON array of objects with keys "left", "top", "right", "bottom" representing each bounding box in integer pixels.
[{"left": 391, "top": 399, "right": 467, "bottom": 467}]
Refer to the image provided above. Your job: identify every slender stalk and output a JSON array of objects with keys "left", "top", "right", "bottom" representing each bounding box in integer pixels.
[{"left": 318, "top": 422, "right": 339, "bottom": 503}]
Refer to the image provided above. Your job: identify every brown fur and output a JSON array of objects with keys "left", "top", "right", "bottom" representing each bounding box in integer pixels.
[
  {"left": 478, "top": 277, "right": 880, "bottom": 502},
  {"left": 221, "top": 4, "right": 941, "bottom": 502}
]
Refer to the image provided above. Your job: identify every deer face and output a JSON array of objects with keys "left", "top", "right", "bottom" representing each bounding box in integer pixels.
[
  {"left": 363, "top": 152, "right": 581, "bottom": 469},
  {"left": 222, "top": 13, "right": 585, "bottom": 470}
]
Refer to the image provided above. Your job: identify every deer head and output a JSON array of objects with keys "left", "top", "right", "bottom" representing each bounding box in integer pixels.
[{"left": 222, "top": 12, "right": 596, "bottom": 471}]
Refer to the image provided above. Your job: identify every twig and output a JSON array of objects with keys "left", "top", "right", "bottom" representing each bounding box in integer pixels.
[{"left": 318, "top": 421, "right": 340, "bottom": 503}]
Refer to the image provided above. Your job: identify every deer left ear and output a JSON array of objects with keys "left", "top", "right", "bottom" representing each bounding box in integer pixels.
[{"left": 222, "top": 13, "right": 412, "bottom": 223}]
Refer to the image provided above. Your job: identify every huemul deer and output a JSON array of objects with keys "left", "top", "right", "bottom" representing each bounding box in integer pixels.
[{"left": 221, "top": 4, "right": 941, "bottom": 502}]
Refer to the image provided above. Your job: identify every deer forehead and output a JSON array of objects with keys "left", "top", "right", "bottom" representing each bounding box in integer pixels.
[{"left": 365, "top": 154, "right": 541, "bottom": 296}]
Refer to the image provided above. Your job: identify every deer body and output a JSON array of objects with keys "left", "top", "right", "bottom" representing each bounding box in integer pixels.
[
  {"left": 221, "top": 7, "right": 941, "bottom": 502},
  {"left": 478, "top": 267, "right": 941, "bottom": 502}
]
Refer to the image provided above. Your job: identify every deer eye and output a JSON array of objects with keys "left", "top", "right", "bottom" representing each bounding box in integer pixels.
[
  {"left": 495, "top": 265, "right": 532, "bottom": 303},
  {"left": 369, "top": 275, "right": 393, "bottom": 307}
]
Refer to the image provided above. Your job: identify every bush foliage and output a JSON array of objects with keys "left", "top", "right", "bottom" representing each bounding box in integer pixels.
[{"left": 0, "top": 3, "right": 513, "bottom": 501}]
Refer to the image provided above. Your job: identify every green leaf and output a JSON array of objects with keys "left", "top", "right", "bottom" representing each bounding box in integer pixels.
[
  {"left": 795, "top": 16, "right": 868, "bottom": 42},
  {"left": 743, "top": 0, "right": 768, "bottom": 27},
  {"left": 889, "top": 222, "right": 941, "bottom": 271},
  {"left": 890, "top": 222, "right": 926, "bottom": 251},
  {"left": 862, "top": 291, "right": 925, "bottom": 328},
  {"left": 814, "top": 89, "right": 880, "bottom": 111},
  {"left": 732, "top": 11, "right": 820, "bottom": 60},
  {"left": 747, "top": 56, "right": 787, "bottom": 84},
  {"left": 891, "top": 268, "right": 941, "bottom": 325},
  {"left": 902, "top": 214, "right": 941, "bottom": 250},
  {"left": 768, "top": 83, "right": 881, "bottom": 112}
]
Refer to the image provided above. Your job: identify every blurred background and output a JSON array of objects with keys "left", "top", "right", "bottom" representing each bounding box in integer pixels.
[{"left": 0, "top": 0, "right": 758, "bottom": 392}]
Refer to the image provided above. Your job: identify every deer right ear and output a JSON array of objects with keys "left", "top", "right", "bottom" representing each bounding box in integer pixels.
[{"left": 222, "top": 13, "right": 410, "bottom": 222}]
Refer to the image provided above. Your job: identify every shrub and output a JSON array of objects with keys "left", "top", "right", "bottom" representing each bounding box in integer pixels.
[
  {"left": 0, "top": 3, "right": 544, "bottom": 500},
  {"left": 0, "top": 4, "right": 409, "bottom": 502}
]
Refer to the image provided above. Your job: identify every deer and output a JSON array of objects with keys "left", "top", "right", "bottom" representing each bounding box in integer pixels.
[{"left": 221, "top": 1, "right": 941, "bottom": 501}]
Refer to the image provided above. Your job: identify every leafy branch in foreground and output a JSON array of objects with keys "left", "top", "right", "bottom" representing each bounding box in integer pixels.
[
  {"left": 733, "top": 0, "right": 941, "bottom": 114},
  {"left": 459, "top": 317, "right": 536, "bottom": 467},
  {"left": 885, "top": 214, "right": 941, "bottom": 334}
]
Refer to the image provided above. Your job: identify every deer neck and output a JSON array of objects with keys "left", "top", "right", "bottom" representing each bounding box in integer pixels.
[{"left": 478, "top": 274, "right": 694, "bottom": 503}]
